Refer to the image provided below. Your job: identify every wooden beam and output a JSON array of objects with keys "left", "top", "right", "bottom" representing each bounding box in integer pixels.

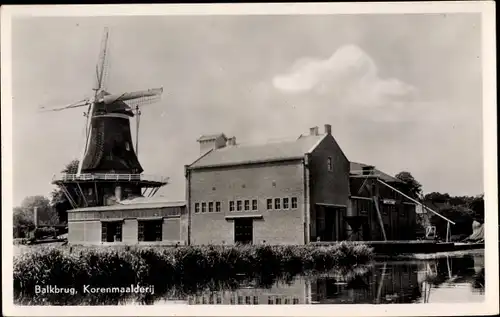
[
  {"left": 377, "top": 179, "right": 456, "bottom": 225},
  {"left": 373, "top": 196, "right": 387, "bottom": 241}
]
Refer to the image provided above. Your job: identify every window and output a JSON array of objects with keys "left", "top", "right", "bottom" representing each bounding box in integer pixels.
[
  {"left": 274, "top": 198, "right": 281, "bottom": 209},
  {"left": 208, "top": 202, "right": 214, "bottom": 213},
  {"left": 138, "top": 220, "right": 163, "bottom": 242},
  {"left": 230, "top": 296, "right": 235, "bottom": 305},
  {"left": 283, "top": 197, "right": 289, "bottom": 209},
  {"left": 275, "top": 297, "right": 282, "bottom": 305},
  {"left": 327, "top": 157, "right": 333, "bottom": 171},
  {"left": 209, "top": 296, "right": 214, "bottom": 304},
  {"left": 284, "top": 297, "right": 290, "bottom": 305},
  {"left": 293, "top": 298, "right": 299, "bottom": 304},
  {"left": 268, "top": 296, "right": 274, "bottom": 304},
  {"left": 253, "top": 296, "right": 259, "bottom": 305},
  {"left": 216, "top": 201, "right": 221, "bottom": 212},
  {"left": 229, "top": 201, "right": 235, "bottom": 212},
  {"left": 245, "top": 296, "right": 251, "bottom": 304},
  {"left": 252, "top": 199, "right": 258, "bottom": 211},
  {"left": 267, "top": 199, "right": 273, "bottom": 210},
  {"left": 201, "top": 202, "right": 207, "bottom": 213},
  {"left": 291, "top": 197, "right": 298, "bottom": 209},
  {"left": 244, "top": 200, "right": 250, "bottom": 211},
  {"left": 195, "top": 203, "right": 200, "bottom": 213},
  {"left": 237, "top": 200, "right": 243, "bottom": 211},
  {"left": 216, "top": 295, "right": 222, "bottom": 304},
  {"left": 238, "top": 296, "right": 244, "bottom": 304},
  {"left": 101, "top": 221, "right": 122, "bottom": 242}
]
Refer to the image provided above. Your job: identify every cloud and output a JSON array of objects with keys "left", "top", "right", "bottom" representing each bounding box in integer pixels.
[{"left": 272, "top": 44, "right": 417, "bottom": 107}]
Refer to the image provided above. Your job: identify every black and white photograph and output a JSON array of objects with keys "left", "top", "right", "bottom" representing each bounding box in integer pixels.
[{"left": 1, "top": 2, "right": 498, "bottom": 316}]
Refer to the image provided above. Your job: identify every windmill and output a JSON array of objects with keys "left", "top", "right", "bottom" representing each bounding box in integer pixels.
[{"left": 45, "top": 28, "right": 169, "bottom": 208}]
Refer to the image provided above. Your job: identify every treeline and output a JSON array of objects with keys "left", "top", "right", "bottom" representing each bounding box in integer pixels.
[{"left": 422, "top": 192, "right": 484, "bottom": 240}]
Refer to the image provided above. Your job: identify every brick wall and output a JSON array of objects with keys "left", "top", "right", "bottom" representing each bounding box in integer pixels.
[
  {"left": 188, "top": 160, "right": 305, "bottom": 245},
  {"left": 308, "top": 135, "right": 350, "bottom": 241}
]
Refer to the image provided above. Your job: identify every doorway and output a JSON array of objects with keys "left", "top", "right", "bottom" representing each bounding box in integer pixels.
[{"left": 234, "top": 218, "right": 253, "bottom": 244}]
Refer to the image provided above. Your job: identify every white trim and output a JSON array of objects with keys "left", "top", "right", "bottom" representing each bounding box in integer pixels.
[{"left": 315, "top": 203, "right": 347, "bottom": 208}]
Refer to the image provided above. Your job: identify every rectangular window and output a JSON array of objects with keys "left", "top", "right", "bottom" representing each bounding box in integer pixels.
[
  {"left": 267, "top": 199, "right": 273, "bottom": 210},
  {"left": 293, "top": 298, "right": 299, "bottom": 304},
  {"left": 245, "top": 296, "right": 251, "bottom": 304},
  {"left": 327, "top": 157, "right": 333, "bottom": 171},
  {"left": 291, "top": 197, "right": 298, "bottom": 209},
  {"left": 283, "top": 197, "right": 289, "bottom": 209},
  {"left": 284, "top": 297, "right": 290, "bottom": 305},
  {"left": 138, "top": 220, "right": 163, "bottom": 242},
  {"left": 194, "top": 203, "right": 200, "bottom": 213},
  {"left": 201, "top": 202, "right": 207, "bottom": 213},
  {"left": 244, "top": 200, "right": 250, "bottom": 211},
  {"left": 208, "top": 202, "right": 214, "bottom": 213},
  {"left": 101, "top": 221, "right": 122, "bottom": 242},
  {"left": 216, "top": 201, "right": 221, "bottom": 212},
  {"left": 216, "top": 295, "right": 222, "bottom": 304},
  {"left": 229, "top": 201, "right": 235, "bottom": 212},
  {"left": 237, "top": 200, "right": 243, "bottom": 211},
  {"left": 274, "top": 198, "right": 281, "bottom": 209},
  {"left": 275, "top": 297, "right": 282, "bottom": 305},
  {"left": 238, "top": 296, "right": 244, "bottom": 304},
  {"left": 268, "top": 296, "right": 274, "bottom": 304},
  {"left": 253, "top": 296, "right": 259, "bottom": 305},
  {"left": 252, "top": 199, "right": 258, "bottom": 211}
]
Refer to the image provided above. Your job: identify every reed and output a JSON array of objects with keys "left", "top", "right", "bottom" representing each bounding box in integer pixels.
[{"left": 14, "top": 242, "right": 373, "bottom": 305}]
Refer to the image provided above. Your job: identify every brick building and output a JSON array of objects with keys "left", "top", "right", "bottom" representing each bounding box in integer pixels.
[{"left": 185, "top": 124, "right": 417, "bottom": 245}]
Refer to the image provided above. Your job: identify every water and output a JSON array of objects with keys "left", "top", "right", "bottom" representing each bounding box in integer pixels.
[
  {"left": 15, "top": 249, "right": 485, "bottom": 305},
  {"left": 155, "top": 250, "right": 485, "bottom": 305}
]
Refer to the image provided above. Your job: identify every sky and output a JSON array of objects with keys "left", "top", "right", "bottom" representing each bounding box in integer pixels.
[{"left": 10, "top": 13, "right": 483, "bottom": 206}]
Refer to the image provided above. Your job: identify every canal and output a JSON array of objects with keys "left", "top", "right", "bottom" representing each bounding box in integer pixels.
[{"left": 152, "top": 250, "right": 485, "bottom": 305}]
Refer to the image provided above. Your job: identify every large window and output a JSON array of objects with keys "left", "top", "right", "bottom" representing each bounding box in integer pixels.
[
  {"left": 229, "top": 201, "right": 235, "bottom": 212},
  {"left": 208, "top": 202, "right": 214, "bottom": 213},
  {"left": 138, "top": 219, "right": 163, "bottom": 242},
  {"left": 216, "top": 201, "right": 221, "bottom": 212},
  {"left": 101, "top": 221, "right": 122, "bottom": 242},
  {"left": 236, "top": 200, "right": 243, "bottom": 211},
  {"left": 195, "top": 203, "right": 200, "bottom": 213},
  {"left": 244, "top": 200, "right": 250, "bottom": 211},
  {"left": 291, "top": 197, "right": 298, "bottom": 209}
]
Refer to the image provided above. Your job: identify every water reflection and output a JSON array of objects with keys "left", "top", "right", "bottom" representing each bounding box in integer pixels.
[
  {"left": 185, "top": 251, "right": 485, "bottom": 305},
  {"left": 15, "top": 251, "right": 485, "bottom": 305}
]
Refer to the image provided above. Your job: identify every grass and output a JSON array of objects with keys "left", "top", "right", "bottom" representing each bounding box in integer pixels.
[{"left": 13, "top": 242, "right": 373, "bottom": 305}]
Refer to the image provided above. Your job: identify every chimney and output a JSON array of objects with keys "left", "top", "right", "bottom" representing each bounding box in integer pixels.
[
  {"left": 227, "top": 137, "right": 236, "bottom": 146},
  {"left": 197, "top": 134, "right": 227, "bottom": 155},
  {"left": 309, "top": 126, "right": 319, "bottom": 136},
  {"left": 324, "top": 124, "right": 332, "bottom": 135}
]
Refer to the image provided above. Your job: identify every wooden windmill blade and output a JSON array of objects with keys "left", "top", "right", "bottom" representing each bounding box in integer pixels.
[
  {"left": 94, "top": 27, "right": 110, "bottom": 92},
  {"left": 38, "top": 99, "right": 90, "bottom": 112},
  {"left": 101, "top": 87, "right": 164, "bottom": 105},
  {"left": 77, "top": 28, "right": 111, "bottom": 176}
]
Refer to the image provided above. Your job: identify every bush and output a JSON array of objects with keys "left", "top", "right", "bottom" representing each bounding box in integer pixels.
[
  {"left": 14, "top": 243, "right": 373, "bottom": 305},
  {"left": 33, "top": 227, "right": 58, "bottom": 240}
]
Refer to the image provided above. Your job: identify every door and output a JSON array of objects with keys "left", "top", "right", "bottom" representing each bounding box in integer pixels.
[
  {"left": 234, "top": 218, "right": 253, "bottom": 244},
  {"left": 324, "top": 207, "right": 336, "bottom": 241}
]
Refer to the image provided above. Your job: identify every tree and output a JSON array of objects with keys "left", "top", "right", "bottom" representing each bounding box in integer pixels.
[
  {"left": 50, "top": 159, "right": 80, "bottom": 224},
  {"left": 395, "top": 171, "right": 422, "bottom": 198},
  {"left": 13, "top": 195, "right": 59, "bottom": 238},
  {"left": 468, "top": 194, "right": 484, "bottom": 223}
]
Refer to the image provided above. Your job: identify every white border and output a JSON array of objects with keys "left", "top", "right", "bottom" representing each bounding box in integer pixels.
[{"left": 1, "top": 2, "right": 498, "bottom": 316}]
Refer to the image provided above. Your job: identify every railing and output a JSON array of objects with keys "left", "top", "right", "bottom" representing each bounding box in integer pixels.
[{"left": 52, "top": 173, "right": 169, "bottom": 183}]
